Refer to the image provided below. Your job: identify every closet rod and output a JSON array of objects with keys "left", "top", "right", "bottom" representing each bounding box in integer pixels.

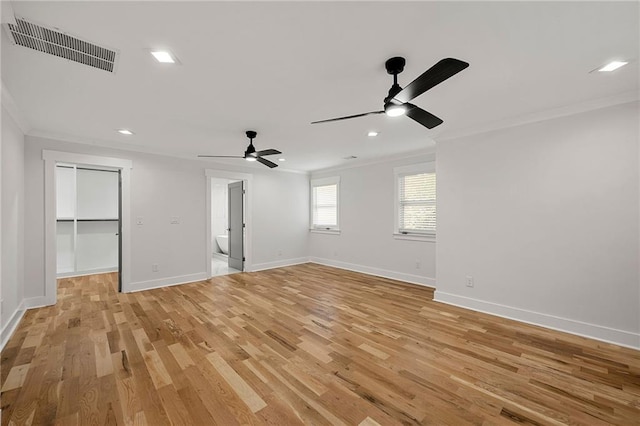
[{"left": 56, "top": 165, "right": 119, "bottom": 173}]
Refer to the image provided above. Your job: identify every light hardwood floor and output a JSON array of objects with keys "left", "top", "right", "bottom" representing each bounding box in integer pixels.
[{"left": 1, "top": 264, "right": 639, "bottom": 425}]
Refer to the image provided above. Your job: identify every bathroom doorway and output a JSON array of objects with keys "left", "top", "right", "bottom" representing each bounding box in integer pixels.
[
  {"left": 205, "top": 169, "right": 253, "bottom": 279},
  {"left": 210, "top": 177, "right": 243, "bottom": 276}
]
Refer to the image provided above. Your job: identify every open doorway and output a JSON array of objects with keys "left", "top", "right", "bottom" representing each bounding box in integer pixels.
[
  {"left": 43, "top": 151, "right": 131, "bottom": 306},
  {"left": 205, "top": 169, "right": 253, "bottom": 278},
  {"left": 211, "top": 177, "right": 242, "bottom": 276},
  {"left": 55, "top": 164, "right": 121, "bottom": 287}
]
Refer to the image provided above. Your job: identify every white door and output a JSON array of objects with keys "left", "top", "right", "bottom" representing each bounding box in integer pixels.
[{"left": 228, "top": 181, "right": 244, "bottom": 271}]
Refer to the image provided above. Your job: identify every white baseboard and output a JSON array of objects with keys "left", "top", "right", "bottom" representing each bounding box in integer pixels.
[
  {"left": 435, "top": 291, "right": 640, "bottom": 349},
  {"left": 56, "top": 267, "right": 118, "bottom": 279},
  {"left": 127, "top": 272, "right": 209, "bottom": 293},
  {"left": 24, "top": 296, "right": 53, "bottom": 309},
  {"left": 1, "top": 301, "right": 25, "bottom": 351},
  {"left": 309, "top": 257, "right": 436, "bottom": 288},
  {"left": 251, "top": 257, "right": 310, "bottom": 272}
]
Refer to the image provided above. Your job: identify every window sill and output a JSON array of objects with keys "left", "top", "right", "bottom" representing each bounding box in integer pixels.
[
  {"left": 393, "top": 233, "right": 435, "bottom": 242},
  {"left": 310, "top": 229, "right": 341, "bottom": 235}
]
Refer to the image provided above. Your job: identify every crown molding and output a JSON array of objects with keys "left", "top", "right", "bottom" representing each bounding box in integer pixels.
[
  {"left": 25, "top": 129, "right": 309, "bottom": 175},
  {"left": 437, "top": 90, "right": 639, "bottom": 143},
  {"left": 309, "top": 145, "right": 436, "bottom": 175},
  {"left": 0, "top": 1, "right": 17, "bottom": 25},
  {"left": 1, "top": 82, "right": 30, "bottom": 134}
]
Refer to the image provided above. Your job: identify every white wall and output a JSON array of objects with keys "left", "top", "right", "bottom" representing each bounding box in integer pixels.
[
  {"left": 252, "top": 171, "right": 310, "bottom": 269},
  {"left": 309, "top": 152, "right": 437, "bottom": 286},
  {"left": 1, "top": 105, "right": 25, "bottom": 346},
  {"left": 23, "top": 135, "right": 310, "bottom": 297},
  {"left": 436, "top": 101, "right": 640, "bottom": 348}
]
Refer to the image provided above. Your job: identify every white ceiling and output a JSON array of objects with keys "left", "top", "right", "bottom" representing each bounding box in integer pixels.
[{"left": 2, "top": 1, "right": 638, "bottom": 172}]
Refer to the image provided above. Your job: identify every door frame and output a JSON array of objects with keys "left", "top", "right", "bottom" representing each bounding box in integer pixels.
[
  {"left": 43, "top": 150, "right": 132, "bottom": 305},
  {"left": 205, "top": 169, "right": 253, "bottom": 278}
]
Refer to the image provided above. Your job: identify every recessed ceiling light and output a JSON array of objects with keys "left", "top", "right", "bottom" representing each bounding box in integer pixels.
[
  {"left": 368, "top": 131, "right": 379, "bottom": 137},
  {"left": 597, "top": 61, "right": 628, "bottom": 72},
  {"left": 150, "top": 50, "right": 176, "bottom": 63},
  {"left": 117, "top": 129, "right": 133, "bottom": 135},
  {"left": 278, "top": 158, "right": 286, "bottom": 162}
]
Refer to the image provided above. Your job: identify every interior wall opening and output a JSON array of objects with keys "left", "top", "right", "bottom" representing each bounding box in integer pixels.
[
  {"left": 211, "top": 177, "right": 243, "bottom": 277},
  {"left": 55, "top": 163, "right": 121, "bottom": 290}
]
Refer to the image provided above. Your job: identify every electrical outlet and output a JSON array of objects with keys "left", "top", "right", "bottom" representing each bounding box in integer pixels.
[
  {"left": 136, "top": 217, "right": 143, "bottom": 225},
  {"left": 277, "top": 250, "right": 283, "bottom": 257},
  {"left": 170, "top": 216, "right": 180, "bottom": 224},
  {"left": 466, "top": 275, "right": 474, "bottom": 287},
  {"left": 415, "top": 261, "right": 421, "bottom": 269},
  {"left": 152, "top": 264, "right": 159, "bottom": 272}
]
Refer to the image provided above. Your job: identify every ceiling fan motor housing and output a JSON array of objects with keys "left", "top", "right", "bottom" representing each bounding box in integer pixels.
[
  {"left": 384, "top": 57, "right": 405, "bottom": 104},
  {"left": 245, "top": 142, "right": 256, "bottom": 157},
  {"left": 244, "top": 130, "right": 257, "bottom": 157}
]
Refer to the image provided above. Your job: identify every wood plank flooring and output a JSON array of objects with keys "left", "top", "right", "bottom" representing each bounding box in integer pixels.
[{"left": 2, "top": 263, "right": 639, "bottom": 425}]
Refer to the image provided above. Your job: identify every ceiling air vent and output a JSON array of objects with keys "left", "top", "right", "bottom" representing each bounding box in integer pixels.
[{"left": 4, "top": 17, "right": 118, "bottom": 73}]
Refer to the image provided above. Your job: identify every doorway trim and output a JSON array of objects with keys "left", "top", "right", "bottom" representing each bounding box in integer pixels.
[
  {"left": 43, "top": 150, "right": 132, "bottom": 305},
  {"left": 205, "top": 169, "right": 253, "bottom": 277}
]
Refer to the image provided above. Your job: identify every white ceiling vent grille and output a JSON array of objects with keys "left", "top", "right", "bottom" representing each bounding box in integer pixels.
[{"left": 4, "top": 17, "right": 118, "bottom": 72}]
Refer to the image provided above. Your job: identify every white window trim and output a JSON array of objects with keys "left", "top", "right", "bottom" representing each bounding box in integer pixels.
[
  {"left": 310, "top": 175, "right": 340, "bottom": 232},
  {"left": 311, "top": 229, "right": 341, "bottom": 235},
  {"left": 393, "top": 162, "right": 436, "bottom": 242}
]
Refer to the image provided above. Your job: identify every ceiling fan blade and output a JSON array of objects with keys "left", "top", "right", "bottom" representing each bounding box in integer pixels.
[
  {"left": 257, "top": 157, "right": 278, "bottom": 168},
  {"left": 394, "top": 58, "right": 469, "bottom": 104},
  {"left": 311, "top": 110, "right": 384, "bottom": 124},
  {"left": 197, "top": 155, "right": 244, "bottom": 158},
  {"left": 405, "top": 104, "right": 444, "bottom": 129},
  {"left": 255, "top": 149, "right": 281, "bottom": 156}
]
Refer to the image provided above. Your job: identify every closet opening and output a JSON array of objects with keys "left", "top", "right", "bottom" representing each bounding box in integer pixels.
[{"left": 55, "top": 163, "right": 121, "bottom": 290}]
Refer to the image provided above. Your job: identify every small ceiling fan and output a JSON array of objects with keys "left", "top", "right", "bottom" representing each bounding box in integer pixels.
[
  {"left": 311, "top": 57, "right": 469, "bottom": 129},
  {"left": 198, "top": 131, "right": 282, "bottom": 168}
]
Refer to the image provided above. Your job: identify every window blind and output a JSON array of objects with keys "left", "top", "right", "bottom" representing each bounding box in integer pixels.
[
  {"left": 399, "top": 172, "right": 436, "bottom": 233},
  {"left": 312, "top": 184, "right": 337, "bottom": 227}
]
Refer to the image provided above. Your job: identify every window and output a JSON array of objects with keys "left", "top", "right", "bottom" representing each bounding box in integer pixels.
[
  {"left": 394, "top": 163, "right": 435, "bottom": 240},
  {"left": 310, "top": 176, "right": 340, "bottom": 232}
]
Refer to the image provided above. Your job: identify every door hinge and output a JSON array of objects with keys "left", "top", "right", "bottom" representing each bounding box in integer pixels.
[
  {"left": 243, "top": 190, "right": 246, "bottom": 194},
  {"left": 243, "top": 223, "right": 246, "bottom": 228},
  {"left": 243, "top": 257, "right": 246, "bottom": 261}
]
